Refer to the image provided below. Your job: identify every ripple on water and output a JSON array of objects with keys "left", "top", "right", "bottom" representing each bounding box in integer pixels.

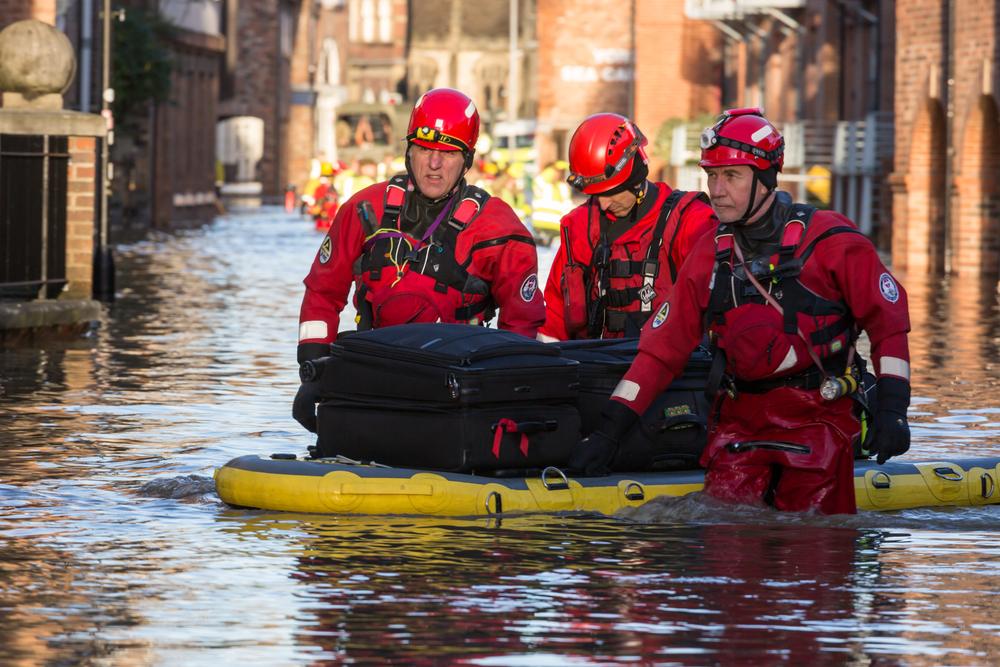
[
  {"left": 1, "top": 209, "right": 999, "bottom": 665},
  {"left": 138, "top": 475, "right": 218, "bottom": 499}
]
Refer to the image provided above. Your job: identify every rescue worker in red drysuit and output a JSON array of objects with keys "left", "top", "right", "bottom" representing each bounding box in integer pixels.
[
  {"left": 293, "top": 88, "right": 545, "bottom": 433},
  {"left": 568, "top": 108, "right": 912, "bottom": 514},
  {"left": 537, "top": 114, "right": 717, "bottom": 341}
]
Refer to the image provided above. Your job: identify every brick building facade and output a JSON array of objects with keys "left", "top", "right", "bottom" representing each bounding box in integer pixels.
[
  {"left": 891, "top": 0, "right": 999, "bottom": 277},
  {"left": 219, "top": 0, "right": 300, "bottom": 198},
  {"left": 0, "top": 0, "right": 54, "bottom": 25},
  {"left": 536, "top": 0, "right": 719, "bottom": 168},
  {"left": 408, "top": 0, "right": 535, "bottom": 125}
]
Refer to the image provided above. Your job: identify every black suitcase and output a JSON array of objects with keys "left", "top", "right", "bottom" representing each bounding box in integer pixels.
[
  {"left": 555, "top": 338, "right": 712, "bottom": 471},
  {"left": 311, "top": 324, "right": 581, "bottom": 472}
]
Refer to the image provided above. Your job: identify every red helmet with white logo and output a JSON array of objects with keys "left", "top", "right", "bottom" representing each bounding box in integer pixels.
[
  {"left": 567, "top": 113, "right": 649, "bottom": 195},
  {"left": 699, "top": 108, "right": 784, "bottom": 173},
  {"left": 406, "top": 88, "right": 480, "bottom": 155}
]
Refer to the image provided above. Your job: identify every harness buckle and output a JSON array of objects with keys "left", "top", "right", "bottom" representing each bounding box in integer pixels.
[{"left": 641, "top": 259, "right": 660, "bottom": 278}]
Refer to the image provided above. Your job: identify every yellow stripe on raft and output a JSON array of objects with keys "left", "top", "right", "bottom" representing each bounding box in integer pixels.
[{"left": 215, "top": 456, "right": 1000, "bottom": 516}]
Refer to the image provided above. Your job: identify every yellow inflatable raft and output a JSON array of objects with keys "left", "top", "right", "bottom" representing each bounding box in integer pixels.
[{"left": 215, "top": 455, "right": 1000, "bottom": 516}]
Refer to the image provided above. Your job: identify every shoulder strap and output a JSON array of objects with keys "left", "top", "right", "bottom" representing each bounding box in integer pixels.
[
  {"left": 659, "top": 190, "right": 711, "bottom": 283},
  {"left": 797, "top": 225, "right": 865, "bottom": 264},
  {"left": 704, "top": 223, "right": 735, "bottom": 328},
  {"left": 380, "top": 174, "right": 409, "bottom": 230},
  {"left": 774, "top": 202, "right": 815, "bottom": 266},
  {"left": 447, "top": 183, "right": 491, "bottom": 231}
]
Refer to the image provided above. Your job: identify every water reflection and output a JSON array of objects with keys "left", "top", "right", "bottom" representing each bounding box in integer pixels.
[
  {"left": 218, "top": 508, "right": 1000, "bottom": 664},
  {"left": 1, "top": 208, "right": 998, "bottom": 664}
]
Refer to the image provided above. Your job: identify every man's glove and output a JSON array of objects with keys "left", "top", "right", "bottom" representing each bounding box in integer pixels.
[
  {"left": 292, "top": 381, "right": 322, "bottom": 433},
  {"left": 293, "top": 342, "right": 330, "bottom": 434},
  {"left": 567, "top": 400, "right": 640, "bottom": 476},
  {"left": 870, "top": 376, "right": 910, "bottom": 465}
]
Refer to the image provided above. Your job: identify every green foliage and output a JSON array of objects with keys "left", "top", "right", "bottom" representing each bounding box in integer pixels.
[{"left": 111, "top": 8, "right": 174, "bottom": 134}]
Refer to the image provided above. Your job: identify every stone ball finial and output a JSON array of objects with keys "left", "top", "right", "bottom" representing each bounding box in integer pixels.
[{"left": 0, "top": 20, "right": 77, "bottom": 109}]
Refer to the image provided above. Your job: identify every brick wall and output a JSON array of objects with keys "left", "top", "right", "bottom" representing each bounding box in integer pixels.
[
  {"left": 0, "top": 0, "right": 54, "bottom": 29},
  {"left": 893, "top": 0, "right": 999, "bottom": 276},
  {"left": 537, "top": 0, "right": 631, "bottom": 144},
  {"left": 151, "top": 31, "right": 224, "bottom": 228},
  {"left": 65, "top": 136, "right": 97, "bottom": 299},
  {"left": 218, "top": 0, "right": 286, "bottom": 196},
  {"left": 634, "top": 2, "right": 719, "bottom": 127}
]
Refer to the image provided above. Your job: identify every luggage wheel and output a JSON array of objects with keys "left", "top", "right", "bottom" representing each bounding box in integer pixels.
[
  {"left": 981, "top": 472, "right": 995, "bottom": 499},
  {"left": 540, "top": 466, "right": 570, "bottom": 491},
  {"left": 933, "top": 467, "right": 964, "bottom": 482},
  {"left": 485, "top": 491, "right": 503, "bottom": 515},
  {"left": 871, "top": 471, "right": 891, "bottom": 489},
  {"left": 623, "top": 482, "right": 645, "bottom": 501}
]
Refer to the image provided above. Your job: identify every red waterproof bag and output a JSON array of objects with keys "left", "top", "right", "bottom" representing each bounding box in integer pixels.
[{"left": 560, "top": 225, "right": 589, "bottom": 336}]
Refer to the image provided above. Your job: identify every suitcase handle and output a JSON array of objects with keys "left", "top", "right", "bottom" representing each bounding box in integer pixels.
[
  {"left": 491, "top": 419, "right": 559, "bottom": 434},
  {"left": 490, "top": 419, "right": 559, "bottom": 459}
]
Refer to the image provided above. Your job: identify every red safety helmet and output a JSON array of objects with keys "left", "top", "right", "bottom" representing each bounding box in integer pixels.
[
  {"left": 699, "top": 108, "right": 784, "bottom": 173},
  {"left": 406, "top": 88, "right": 480, "bottom": 155},
  {"left": 567, "top": 113, "right": 649, "bottom": 195}
]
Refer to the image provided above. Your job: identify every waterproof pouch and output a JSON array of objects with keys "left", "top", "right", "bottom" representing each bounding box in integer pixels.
[{"left": 560, "top": 226, "right": 589, "bottom": 336}]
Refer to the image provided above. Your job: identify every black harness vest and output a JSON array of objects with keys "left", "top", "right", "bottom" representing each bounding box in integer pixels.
[
  {"left": 587, "top": 189, "right": 709, "bottom": 336},
  {"left": 705, "top": 198, "right": 865, "bottom": 392},
  {"left": 355, "top": 175, "right": 496, "bottom": 325}
]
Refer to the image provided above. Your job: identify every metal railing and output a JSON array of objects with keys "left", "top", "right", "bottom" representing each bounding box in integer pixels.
[
  {"left": 0, "top": 134, "right": 69, "bottom": 301},
  {"left": 668, "top": 111, "right": 894, "bottom": 234}
]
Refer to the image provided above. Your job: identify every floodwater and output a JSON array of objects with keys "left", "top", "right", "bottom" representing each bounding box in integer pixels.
[{"left": 2, "top": 206, "right": 999, "bottom": 665}]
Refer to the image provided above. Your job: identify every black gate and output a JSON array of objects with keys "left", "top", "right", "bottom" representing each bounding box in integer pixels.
[{"left": 0, "top": 134, "right": 69, "bottom": 301}]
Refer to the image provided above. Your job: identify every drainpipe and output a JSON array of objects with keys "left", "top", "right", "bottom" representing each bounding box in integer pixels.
[
  {"left": 80, "top": 0, "right": 93, "bottom": 112},
  {"left": 93, "top": 0, "right": 115, "bottom": 301},
  {"left": 943, "top": 0, "right": 954, "bottom": 274},
  {"left": 628, "top": 0, "right": 636, "bottom": 119}
]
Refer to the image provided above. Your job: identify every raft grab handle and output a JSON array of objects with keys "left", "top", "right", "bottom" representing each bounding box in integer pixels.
[
  {"left": 624, "top": 482, "right": 645, "bottom": 501},
  {"left": 871, "top": 471, "right": 891, "bottom": 489},
  {"left": 982, "top": 472, "right": 995, "bottom": 499},
  {"left": 933, "top": 467, "right": 964, "bottom": 482},
  {"left": 485, "top": 491, "right": 503, "bottom": 515},
  {"left": 541, "top": 466, "right": 570, "bottom": 491}
]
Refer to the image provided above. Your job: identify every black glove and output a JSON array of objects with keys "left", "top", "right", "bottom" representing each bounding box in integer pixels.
[
  {"left": 293, "top": 381, "right": 322, "bottom": 433},
  {"left": 568, "top": 400, "right": 640, "bottom": 476},
  {"left": 293, "top": 342, "right": 330, "bottom": 434},
  {"left": 871, "top": 376, "right": 910, "bottom": 465}
]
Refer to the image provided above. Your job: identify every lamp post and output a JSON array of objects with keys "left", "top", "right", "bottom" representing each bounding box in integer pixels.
[{"left": 93, "top": 0, "right": 116, "bottom": 301}]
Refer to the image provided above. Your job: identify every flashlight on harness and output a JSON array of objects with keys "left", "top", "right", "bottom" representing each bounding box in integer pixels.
[{"left": 819, "top": 371, "right": 858, "bottom": 402}]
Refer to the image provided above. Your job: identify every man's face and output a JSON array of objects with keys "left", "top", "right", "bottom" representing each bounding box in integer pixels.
[
  {"left": 595, "top": 189, "right": 638, "bottom": 219},
  {"left": 704, "top": 165, "right": 770, "bottom": 224},
  {"left": 409, "top": 144, "right": 466, "bottom": 199}
]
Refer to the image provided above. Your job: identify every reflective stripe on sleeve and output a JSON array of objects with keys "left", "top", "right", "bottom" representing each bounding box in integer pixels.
[
  {"left": 879, "top": 356, "right": 911, "bottom": 380},
  {"left": 611, "top": 379, "right": 640, "bottom": 402},
  {"left": 299, "top": 320, "right": 329, "bottom": 342}
]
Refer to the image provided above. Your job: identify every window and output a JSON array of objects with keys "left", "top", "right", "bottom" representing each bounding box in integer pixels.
[
  {"left": 378, "top": 0, "right": 392, "bottom": 42},
  {"left": 351, "top": 0, "right": 393, "bottom": 44}
]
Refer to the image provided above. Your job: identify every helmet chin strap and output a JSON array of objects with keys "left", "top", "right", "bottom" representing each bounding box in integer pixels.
[{"left": 734, "top": 171, "right": 774, "bottom": 225}]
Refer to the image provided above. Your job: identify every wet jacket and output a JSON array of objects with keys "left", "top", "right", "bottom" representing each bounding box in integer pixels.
[
  {"left": 610, "top": 195, "right": 911, "bottom": 512},
  {"left": 298, "top": 177, "right": 545, "bottom": 356},
  {"left": 539, "top": 182, "right": 717, "bottom": 340}
]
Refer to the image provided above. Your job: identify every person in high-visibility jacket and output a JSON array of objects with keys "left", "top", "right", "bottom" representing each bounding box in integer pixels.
[{"left": 530, "top": 161, "right": 574, "bottom": 245}]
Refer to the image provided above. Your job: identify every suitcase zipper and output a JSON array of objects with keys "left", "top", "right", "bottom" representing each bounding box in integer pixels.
[{"left": 338, "top": 335, "right": 559, "bottom": 366}]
